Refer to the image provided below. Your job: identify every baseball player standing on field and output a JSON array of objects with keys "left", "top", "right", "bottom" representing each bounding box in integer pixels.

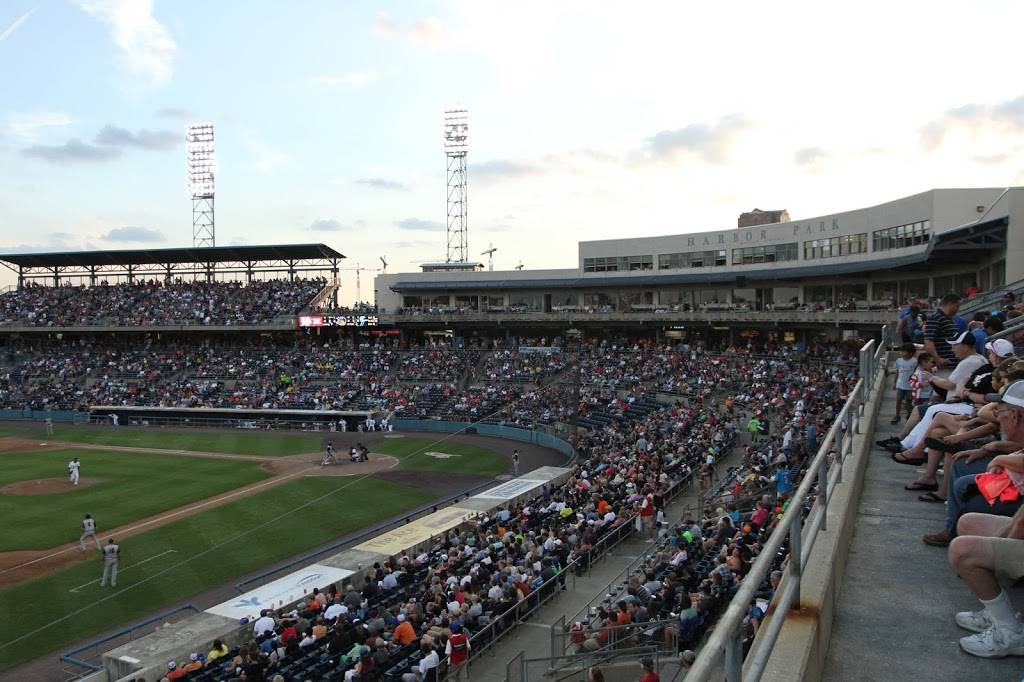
[
  {"left": 68, "top": 457, "right": 81, "bottom": 486},
  {"left": 321, "top": 440, "right": 336, "bottom": 466},
  {"left": 45, "top": 417, "right": 54, "bottom": 435},
  {"left": 100, "top": 538, "right": 119, "bottom": 587},
  {"left": 79, "top": 513, "right": 100, "bottom": 551}
]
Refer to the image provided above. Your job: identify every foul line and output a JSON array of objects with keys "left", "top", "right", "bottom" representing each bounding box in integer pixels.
[
  {"left": 68, "top": 550, "right": 178, "bottom": 593},
  {"left": 0, "top": 385, "right": 561, "bottom": 653}
]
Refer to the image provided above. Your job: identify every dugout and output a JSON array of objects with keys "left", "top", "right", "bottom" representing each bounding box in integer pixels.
[{"left": 87, "top": 405, "right": 381, "bottom": 432}]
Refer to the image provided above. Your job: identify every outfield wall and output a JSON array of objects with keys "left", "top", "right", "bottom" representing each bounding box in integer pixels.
[
  {"left": 100, "top": 466, "right": 572, "bottom": 682},
  {"left": 393, "top": 419, "right": 577, "bottom": 462}
]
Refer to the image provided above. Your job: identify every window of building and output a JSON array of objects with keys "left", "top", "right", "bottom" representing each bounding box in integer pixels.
[
  {"left": 583, "top": 255, "right": 653, "bottom": 272},
  {"left": 403, "top": 295, "right": 423, "bottom": 308},
  {"left": 803, "top": 233, "right": 867, "bottom": 260},
  {"left": 900, "top": 279, "right": 929, "bottom": 301},
  {"left": 805, "top": 285, "right": 833, "bottom": 304},
  {"left": 731, "top": 243, "right": 799, "bottom": 265},
  {"left": 872, "top": 220, "right": 931, "bottom": 251},
  {"left": 696, "top": 289, "right": 730, "bottom": 305},
  {"left": 583, "top": 292, "right": 615, "bottom": 311},
  {"left": 509, "top": 293, "right": 542, "bottom": 311},
  {"left": 658, "top": 250, "right": 727, "bottom": 269}
]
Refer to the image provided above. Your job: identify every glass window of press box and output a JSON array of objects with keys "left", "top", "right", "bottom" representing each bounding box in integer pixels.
[
  {"left": 658, "top": 250, "right": 728, "bottom": 269},
  {"left": 803, "top": 233, "right": 868, "bottom": 260},
  {"left": 731, "top": 243, "right": 799, "bottom": 265},
  {"left": 872, "top": 220, "right": 930, "bottom": 251},
  {"left": 583, "top": 255, "right": 654, "bottom": 272}
]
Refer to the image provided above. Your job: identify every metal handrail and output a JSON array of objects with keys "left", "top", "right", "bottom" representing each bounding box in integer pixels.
[{"left": 685, "top": 327, "right": 886, "bottom": 681}]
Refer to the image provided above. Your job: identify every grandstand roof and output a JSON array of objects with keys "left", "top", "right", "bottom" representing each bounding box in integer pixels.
[{"left": 0, "top": 243, "right": 344, "bottom": 269}]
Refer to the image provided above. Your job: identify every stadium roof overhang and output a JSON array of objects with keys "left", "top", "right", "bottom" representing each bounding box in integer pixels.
[
  {"left": 0, "top": 243, "right": 344, "bottom": 269},
  {"left": 388, "top": 217, "right": 1008, "bottom": 292},
  {"left": 0, "top": 244, "right": 346, "bottom": 284}
]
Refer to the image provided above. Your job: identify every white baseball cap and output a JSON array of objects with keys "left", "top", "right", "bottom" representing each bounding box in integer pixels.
[{"left": 985, "top": 338, "right": 1014, "bottom": 358}]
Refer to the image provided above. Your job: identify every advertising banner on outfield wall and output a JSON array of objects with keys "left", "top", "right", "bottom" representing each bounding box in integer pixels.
[{"left": 206, "top": 563, "right": 354, "bottom": 620}]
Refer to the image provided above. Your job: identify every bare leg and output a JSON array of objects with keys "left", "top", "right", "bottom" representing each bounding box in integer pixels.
[{"left": 949, "top": 535, "right": 999, "bottom": 600}]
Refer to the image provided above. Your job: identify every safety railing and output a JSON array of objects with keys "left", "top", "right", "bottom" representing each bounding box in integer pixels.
[
  {"left": 685, "top": 331, "right": 886, "bottom": 681},
  {"left": 466, "top": 515, "right": 639, "bottom": 666},
  {"left": 58, "top": 603, "right": 198, "bottom": 680},
  {"left": 505, "top": 645, "right": 663, "bottom": 682}
]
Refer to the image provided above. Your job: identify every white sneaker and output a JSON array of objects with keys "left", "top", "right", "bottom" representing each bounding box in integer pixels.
[
  {"left": 959, "top": 619, "right": 1024, "bottom": 658},
  {"left": 955, "top": 608, "right": 992, "bottom": 633}
]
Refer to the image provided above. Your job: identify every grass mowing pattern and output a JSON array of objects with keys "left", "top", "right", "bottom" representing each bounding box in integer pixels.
[
  {"left": 0, "top": 449, "right": 270, "bottom": 551},
  {"left": 39, "top": 427, "right": 324, "bottom": 457},
  {"left": 0, "top": 477, "right": 434, "bottom": 671},
  {"left": 375, "top": 437, "right": 508, "bottom": 476}
]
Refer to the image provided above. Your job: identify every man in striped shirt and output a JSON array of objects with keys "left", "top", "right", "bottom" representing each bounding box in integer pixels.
[{"left": 924, "top": 294, "right": 962, "bottom": 369}]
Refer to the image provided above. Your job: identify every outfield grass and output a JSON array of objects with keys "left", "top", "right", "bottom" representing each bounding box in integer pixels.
[
  {"left": 0, "top": 423, "right": 29, "bottom": 438},
  {"left": 375, "top": 437, "right": 508, "bottom": 476},
  {"left": 0, "top": 449, "right": 270, "bottom": 551},
  {"left": 0, "top": 476, "right": 435, "bottom": 671},
  {"left": 42, "top": 427, "right": 324, "bottom": 457}
]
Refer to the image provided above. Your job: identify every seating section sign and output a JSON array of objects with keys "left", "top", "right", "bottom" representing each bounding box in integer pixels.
[
  {"left": 354, "top": 506, "right": 477, "bottom": 555},
  {"left": 297, "top": 315, "right": 378, "bottom": 328},
  {"left": 206, "top": 564, "right": 354, "bottom": 620}
]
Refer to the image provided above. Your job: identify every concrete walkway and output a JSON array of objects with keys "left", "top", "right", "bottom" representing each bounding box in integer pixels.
[{"left": 823, "top": 390, "right": 1023, "bottom": 681}]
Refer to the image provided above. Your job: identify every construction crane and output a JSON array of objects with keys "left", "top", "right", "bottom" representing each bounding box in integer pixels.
[
  {"left": 337, "top": 262, "right": 381, "bottom": 304},
  {"left": 480, "top": 244, "right": 497, "bottom": 271}
]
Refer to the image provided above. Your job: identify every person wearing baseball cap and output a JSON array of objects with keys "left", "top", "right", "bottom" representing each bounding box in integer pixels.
[
  {"left": 922, "top": 379, "right": 1024, "bottom": 658},
  {"left": 985, "top": 338, "right": 1015, "bottom": 361}
]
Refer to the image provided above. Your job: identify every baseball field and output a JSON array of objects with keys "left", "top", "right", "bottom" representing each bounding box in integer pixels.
[{"left": 0, "top": 423, "right": 510, "bottom": 671}]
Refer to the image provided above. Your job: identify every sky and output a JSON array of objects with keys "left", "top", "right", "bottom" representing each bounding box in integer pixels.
[{"left": 0, "top": 0, "right": 1022, "bottom": 303}]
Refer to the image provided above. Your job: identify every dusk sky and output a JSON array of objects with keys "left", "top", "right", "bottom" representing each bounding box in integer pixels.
[{"left": 0, "top": 1, "right": 1022, "bottom": 302}]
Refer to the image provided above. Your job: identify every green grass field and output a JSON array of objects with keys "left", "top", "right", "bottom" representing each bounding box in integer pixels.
[
  {"left": 0, "top": 476, "right": 434, "bottom": 671},
  {"left": 40, "top": 427, "right": 325, "bottom": 457},
  {"left": 0, "top": 423, "right": 29, "bottom": 438},
  {"left": 0, "top": 449, "right": 270, "bottom": 551},
  {"left": 375, "top": 437, "right": 508, "bottom": 476}
]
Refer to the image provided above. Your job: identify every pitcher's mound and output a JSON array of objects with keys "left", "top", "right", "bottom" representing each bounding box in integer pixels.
[{"left": 1, "top": 477, "right": 97, "bottom": 496}]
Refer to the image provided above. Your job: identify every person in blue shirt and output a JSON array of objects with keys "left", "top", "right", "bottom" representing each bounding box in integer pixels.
[{"left": 969, "top": 312, "right": 988, "bottom": 353}]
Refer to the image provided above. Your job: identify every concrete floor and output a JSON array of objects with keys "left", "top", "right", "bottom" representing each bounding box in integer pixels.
[{"left": 823, "top": 392, "right": 1024, "bottom": 681}]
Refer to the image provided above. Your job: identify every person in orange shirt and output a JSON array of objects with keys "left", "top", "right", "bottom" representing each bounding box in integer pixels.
[{"left": 392, "top": 613, "right": 416, "bottom": 646}]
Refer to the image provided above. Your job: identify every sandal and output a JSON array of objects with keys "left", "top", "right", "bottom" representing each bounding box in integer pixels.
[
  {"left": 918, "top": 492, "right": 945, "bottom": 503},
  {"left": 904, "top": 481, "right": 938, "bottom": 492},
  {"left": 892, "top": 452, "right": 926, "bottom": 465}
]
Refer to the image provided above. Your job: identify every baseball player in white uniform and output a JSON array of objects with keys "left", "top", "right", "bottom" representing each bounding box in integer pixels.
[
  {"left": 100, "top": 538, "right": 119, "bottom": 587},
  {"left": 79, "top": 513, "right": 100, "bottom": 551},
  {"left": 321, "top": 441, "right": 337, "bottom": 466},
  {"left": 68, "top": 457, "right": 81, "bottom": 486},
  {"left": 45, "top": 417, "right": 54, "bottom": 435}
]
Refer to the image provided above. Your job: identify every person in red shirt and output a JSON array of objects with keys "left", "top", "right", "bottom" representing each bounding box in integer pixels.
[
  {"left": 639, "top": 656, "right": 660, "bottom": 682},
  {"left": 445, "top": 622, "right": 471, "bottom": 680}
]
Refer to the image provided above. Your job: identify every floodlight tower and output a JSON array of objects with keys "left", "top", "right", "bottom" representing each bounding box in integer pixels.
[
  {"left": 481, "top": 243, "right": 497, "bottom": 271},
  {"left": 443, "top": 108, "right": 468, "bottom": 263},
  {"left": 186, "top": 122, "right": 216, "bottom": 248}
]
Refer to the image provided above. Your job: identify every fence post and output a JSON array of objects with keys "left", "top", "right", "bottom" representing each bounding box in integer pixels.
[
  {"left": 818, "top": 451, "right": 829, "bottom": 532},
  {"left": 789, "top": 512, "right": 803, "bottom": 609}
]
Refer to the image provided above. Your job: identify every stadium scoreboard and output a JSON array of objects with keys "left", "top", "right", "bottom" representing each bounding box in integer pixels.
[{"left": 297, "top": 314, "right": 379, "bottom": 328}]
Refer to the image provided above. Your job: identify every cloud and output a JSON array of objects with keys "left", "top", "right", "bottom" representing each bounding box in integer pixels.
[
  {"left": 794, "top": 146, "right": 828, "bottom": 166},
  {"left": 973, "top": 153, "right": 1011, "bottom": 165},
  {"left": 8, "top": 111, "right": 73, "bottom": 141},
  {"left": 374, "top": 11, "right": 400, "bottom": 37},
  {"left": 919, "top": 94, "right": 1024, "bottom": 150},
  {"left": 471, "top": 160, "right": 541, "bottom": 185},
  {"left": 74, "top": 0, "right": 177, "bottom": 86},
  {"left": 396, "top": 218, "right": 443, "bottom": 231},
  {"left": 355, "top": 177, "right": 409, "bottom": 191},
  {"left": 639, "top": 114, "right": 752, "bottom": 164},
  {"left": 394, "top": 239, "right": 433, "bottom": 249},
  {"left": 374, "top": 11, "right": 448, "bottom": 47},
  {"left": 311, "top": 72, "right": 375, "bottom": 88},
  {"left": 309, "top": 219, "right": 346, "bottom": 232},
  {"left": 0, "top": 7, "right": 35, "bottom": 44},
  {"left": 94, "top": 123, "right": 177, "bottom": 150},
  {"left": 101, "top": 226, "right": 164, "bottom": 242},
  {"left": 156, "top": 107, "right": 194, "bottom": 119},
  {"left": 22, "top": 138, "right": 122, "bottom": 163}
]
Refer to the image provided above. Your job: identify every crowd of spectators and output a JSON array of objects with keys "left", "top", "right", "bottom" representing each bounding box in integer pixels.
[
  {"left": 874, "top": 292, "right": 1024, "bottom": 659},
  {"left": 0, "top": 278, "right": 325, "bottom": 327}
]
